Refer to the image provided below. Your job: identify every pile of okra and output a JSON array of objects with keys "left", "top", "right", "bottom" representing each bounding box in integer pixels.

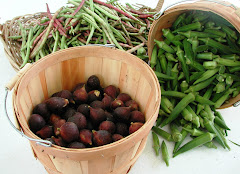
[{"left": 150, "top": 10, "right": 240, "bottom": 166}]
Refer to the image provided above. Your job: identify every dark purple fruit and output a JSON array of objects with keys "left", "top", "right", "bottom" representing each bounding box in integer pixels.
[
  {"left": 49, "top": 114, "right": 61, "bottom": 125},
  {"left": 125, "top": 100, "right": 139, "bottom": 111},
  {"left": 113, "top": 107, "right": 131, "bottom": 122},
  {"left": 54, "top": 119, "right": 66, "bottom": 136},
  {"left": 60, "top": 122, "right": 79, "bottom": 143},
  {"left": 116, "top": 93, "right": 131, "bottom": 103},
  {"left": 92, "top": 130, "right": 112, "bottom": 146},
  {"left": 68, "top": 142, "right": 86, "bottom": 149},
  {"left": 79, "top": 129, "right": 93, "bottom": 146},
  {"left": 77, "top": 104, "right": 90, "bottom": 118},
  {"left": 89, "top": 107, "right": 106, "bottom": 126},
  {"left": 112, "top": 134, "right": 124, "bottom": 142},
  {"left": 99, "top": 121, "right": 116, "bottom": 134},
  {"left": 105, "top": 111, "right": 116, "bottom": 123},
  {"left": 104, "top": 85, "right": 119, "bottom": 99},
  {"left": 63, "top": 107, "right": 76, "bottom": 120},
  {"left": 51, "top": 136, "right": 66, "bottom": 147},
  {"left": 110, "top": 99, "right": 124, "bottom": 110},
  {"left": 129, "top": 122, "right": 144, "bottom": 134},
  {"left": 90, "top": 100, "right": 105, "bottom": 109},
  {"left": 129, "top": 111, "right": 145, "bottom": 123},
  {"left": 45, "top": 97, "right": 69, "bottom": 114},
  {"left": 36, "top": 125, "right": 53, "bottom": 139},
  {"left": 116, "top": 122, "right": 129, "bottom": 136},
  {"left": 102, "top": 94, "right": 114, "bottom": 109},
  {"left": 29, "top": 114, "right": 46, "bottom": 133},
  {"left": 87, "top": 75, "right": 100, "bottom": 90},
  {"left": 32, "top": 103, "right": 51, "bottom": 120},
  {"left": 67, "top": 112, "right": 87, "bottom": 130},
  {"left": 52, "top": 90, "right": 74, "bottom": 104},
  {"left": 73, "top": 85, "right": 88, "bottom": 104},
  {"left": 88, "top": 90, "right": 102, "bottom": 103}
]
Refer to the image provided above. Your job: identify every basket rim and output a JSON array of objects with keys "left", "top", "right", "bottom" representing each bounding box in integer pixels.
[{"left": 13, "top": 46, "right": 161, "bottom": 154}]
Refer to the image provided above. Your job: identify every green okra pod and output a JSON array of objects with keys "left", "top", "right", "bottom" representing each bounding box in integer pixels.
[
  {"left": 173, "top": 132, "right": 216, "bottom": 157},
  {"left": 173, "top": 124, "right": 192, "bottom": 153},
  {"left": 214, "top": 116, "right": 230, "bottom": 130},
  {"left": 172, "top": 13, "right": 187, "bottom": 29},
  {"left": 196, "top": 52, "right": 217, "bottom": 60},
  {"left": 152, "top": 126, "right": 173, "bottom": 141},
  {"left": 214, "top": 82, "right": 226, "bottom": 93},
  {"left": 196, "top": 45, "right": 209, "bottom": 53},
  {"left": 186, "top": 105, "right": 200, "bottom": 128},
  {"left": 183, "top": 38, "right": 194, "bottom": 62},
  {"left": 180, "top": 81, "right": 189, "bottom": 93},
  {"left": 150, "top": 45, "right": 158, "bottom": 68},
  {"left": 154, "top": 39, "right": 175, "bottom": 53},
  {"left": 215, "top": 88, "right": 236, "bottom": 108},
  {"left": 218, "top": 23, "right": 238, "bottom": 40},
  {"left": 165, "top": 53, "right": 178, "bottom": 62},
  {"left": 203, "top": 61, "right": 218, "bottom": 70},
  {"left": 173, "top": 22, "right": 202, "bottom": 33},
  {"left": 170, "top": 123, "right": 183, "bottom": 142},
  {"left": 178, "top": 72, "right": 185, "bottom": 81},
  {"left": 182, "top": 127, "right": 205, "bottom": 136},
  {"left": 215, "top": 57, "right": 240, "bottom": 67},
  {"left": 161, "top": 91, "right": 187, "bottom": 98},
  {"left": 196, "top": 104, "right": 205, "bottom": 115},
  {"left": 161, "top": 92, "right": 196, "bottom": 127},
  {"left": 190, "top": 72, "right": 204, "bottom": 82},
  {"left": 158, "top": 51, "right": 167, "bottom": 74},
  {"left": 171, "top": 63, "right": 179, "bottom": 90},
  {"left": 176, "top": 45, "right": 190, "bottom": 83},
  {"left": 221, "top": 54, "right": 240, "bottom": 61},
  {"left": 204, "top": 28, "right": 227, "bottom": 38},
  {"left": 204, "top": 141, "right": 217, "bottom": 149},
  {"left": 152, "top": 131, "right": 161, "bottom": 156},
  {"left": 185, "top": 75, "right": 216, "bottom": 93},
  {"left": 203, "top": 117, "right": 226, "bottom": 148},
  {"left": 181, "top": 108, "right": 193, "bottom": 121},
  {"left": 161, "top": 140, "right": 170, "bottom": 166},
  {"left": 154, "top": 71, "right": 175, "bottom": 80},
  {"left": 178, "top": 31, "right": 218, "bottom": 38}
]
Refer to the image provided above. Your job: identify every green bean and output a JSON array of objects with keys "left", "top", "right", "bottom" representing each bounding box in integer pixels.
[
  {"left": 8, "top": 35, "right": 22, "bottom": 39},
  {"left": 150, "top": 45, "right": 158, "bottom": 68},
  {"left": 161, "top": 140, "right": 170, "bottom": 166},
  {"left": 152, "top": 126, "right": 173, "bottom": 141},
  {"left": 53, "top": 31, "right": 60, "bottom": 52},
  {"left": 152, "top": 132, "right": 161, "bottom": 156},
  {"left": 170, "top": 123, "right": 182, "bottom": 142},
  {"left": 109, "top": 25, "right": 127, "bottom": 43},
  {"left": 93, "top": 3, "right": 120, "bottom": 20},
  {"left": 20, "top": 27, "right": 33, "bottom": 68},
  {"left": 176, "top": 45, "right": 190, "bottom": 83},
  {"left": 154, "top": 40, "right": 175, "bottom": 53},
  {"left": 161, "top": 92, "right": 196, "bottom": 127},
  {"left": 173, "top": 132, "right": 216, "bottom": 157},
  {"left": 193, "top": 68, "right": 219, "bottom": 85}
]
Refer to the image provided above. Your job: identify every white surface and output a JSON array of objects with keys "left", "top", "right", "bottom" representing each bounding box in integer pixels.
[{"left": 0, "top": 0, "right": 240, "bottom": 174}]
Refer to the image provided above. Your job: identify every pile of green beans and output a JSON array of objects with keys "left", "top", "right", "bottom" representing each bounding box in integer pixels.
[
  {"left": 151, "top": 10, "right": 240, "bottom": 165},
  {"left": 8, "top": 0, "right": 155, "bottom": 68}
]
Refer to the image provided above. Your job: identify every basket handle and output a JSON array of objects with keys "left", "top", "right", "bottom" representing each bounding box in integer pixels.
[
  {"left": 154, "top": 0, "right": 240, "bottom": 20},
  {"left": 4, "top": 62, "right": 52, "bottom": 147}
]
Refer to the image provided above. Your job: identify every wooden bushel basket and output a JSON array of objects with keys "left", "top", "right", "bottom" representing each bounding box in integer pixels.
[
  {"left": 7, "top": 46, "right": 161, "bottom": 174},
  {"left": 148, "top": 0, "right": 240, "bottom": 108}
]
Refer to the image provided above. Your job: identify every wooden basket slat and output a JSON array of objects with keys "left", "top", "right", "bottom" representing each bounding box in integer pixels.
[
  {"left": 13, "top": 46, "right": 160, "bottom": 174},
  {"left": 45, "top": 62, "right": 63, "bottom": 97},
  {"left": 101, "top": 58, "right": 122, "bottom": 87}
]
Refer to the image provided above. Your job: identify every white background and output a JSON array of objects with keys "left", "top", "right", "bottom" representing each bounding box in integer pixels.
[{"left": 0, "top": 0, "right": 240, "bottom": 174}]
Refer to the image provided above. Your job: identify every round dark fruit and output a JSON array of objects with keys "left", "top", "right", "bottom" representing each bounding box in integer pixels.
[
  {"left": 92, "top": 130, "right": 112, "bottom": 146},
  {"left": 68, "top": 142, "right": 86, "bottom": 149},
  {"left": 112, "top": 134, "right": 124, "bottom": 142},
  {"left": 129, "top": 111, "right": 145, "bottom": 123},
  {"left": 87, "top": 75, "right": 100, "bottom": 90},
  {"left": 79, "top": 129, "right": 93, "bottom": 146},
  {"left": 60, "top": 122, "right": 79, "bottom": 143},
  {"left": 99, "top": 121, "right": 116, "bottom": 134},
  {"left": 129, "top": 122, "right": 144, "bottom": 134},
  {"left": 29, "top": 114, "right": 46, "bottom": 133}
]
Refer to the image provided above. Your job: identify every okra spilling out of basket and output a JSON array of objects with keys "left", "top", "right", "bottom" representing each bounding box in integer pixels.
[
  {"left": 29, "top": 75, "right": 145, "bottom": 148},
  {"left": 150, "top": 10, "right": 240, "bottom": 165},
  {"left": 6, "top": 0, "right": 156, "bottom": 68}
]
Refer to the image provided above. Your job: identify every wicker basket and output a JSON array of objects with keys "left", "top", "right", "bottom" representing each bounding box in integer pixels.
[
  {"left": 147, "top": 0, "right": 240, "bottom": 108},
  {"left": 7, "top": 46, "right": 161, "bottom": 174},
  {"left": 0, "top": 0, "right": 165, "bottom": 72}
]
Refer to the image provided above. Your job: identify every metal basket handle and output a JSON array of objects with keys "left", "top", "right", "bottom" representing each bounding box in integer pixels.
[{"left": 154, "top": 0, "right": 240, "bottom": 20}]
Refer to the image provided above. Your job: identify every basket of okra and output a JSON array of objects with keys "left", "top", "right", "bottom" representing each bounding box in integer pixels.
[{"left": 147, "top": 0, "right": 240, "bottom": 163}]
